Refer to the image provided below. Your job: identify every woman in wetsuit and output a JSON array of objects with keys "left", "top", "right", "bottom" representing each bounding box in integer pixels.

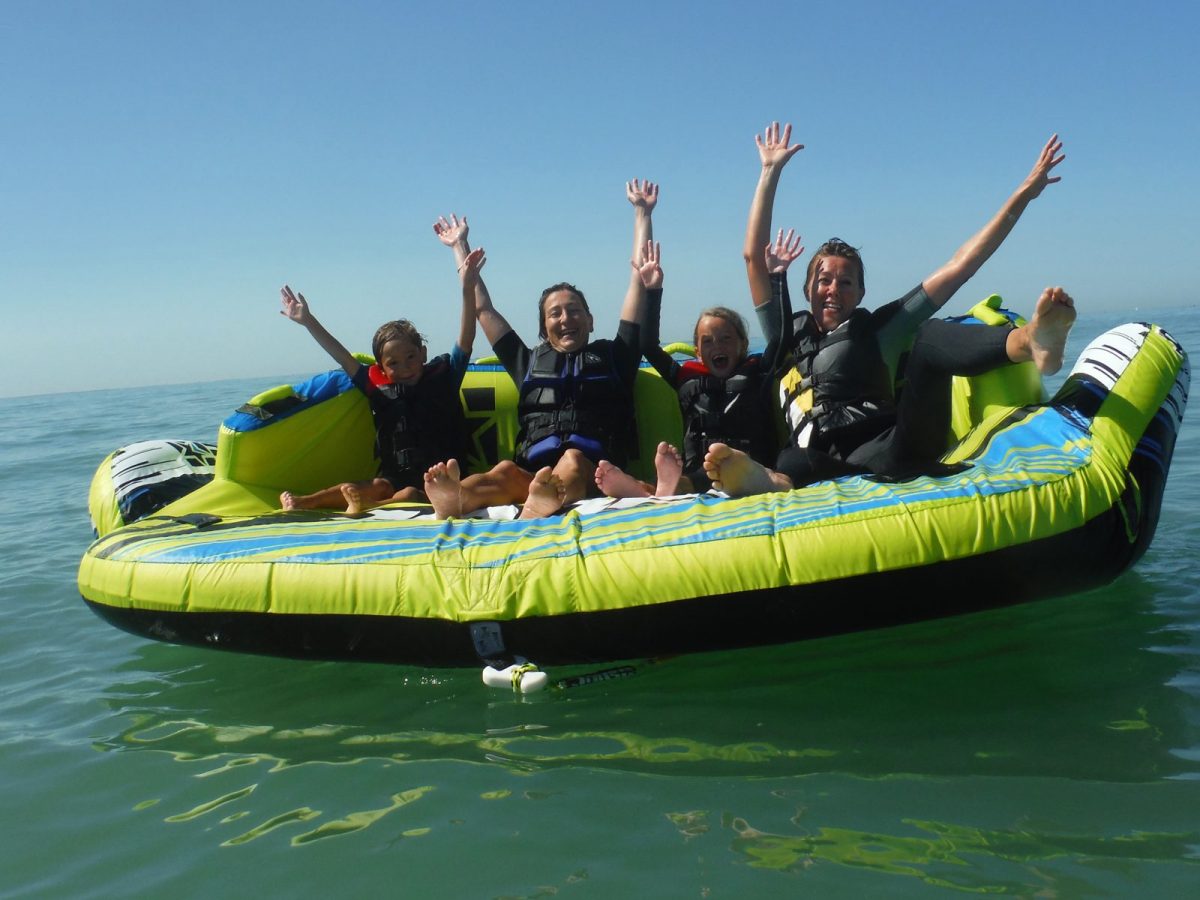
[
  {"left": 423, "top": 182, "right": 659, "bottom": 519},
  {"left": 705, "top": 122, "right": 1077, "bottom": 495}
]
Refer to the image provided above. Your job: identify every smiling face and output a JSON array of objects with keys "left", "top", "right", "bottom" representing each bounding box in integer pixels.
[
  {"left": 806, "top": 255, "right": 865, "bottom": 332},
  {"left": 694, "top": 313, "right": 748, "bottom": 379},
  {"left": 540, "top": 288, "right": 594, "bottom": 353},
  {"left": 377, "top": 337, "right": 427, "bottom": 386}
]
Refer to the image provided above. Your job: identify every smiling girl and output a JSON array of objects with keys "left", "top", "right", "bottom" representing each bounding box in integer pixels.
[{"left": 594, "top": 229, "right": 801, "bottom": 499}]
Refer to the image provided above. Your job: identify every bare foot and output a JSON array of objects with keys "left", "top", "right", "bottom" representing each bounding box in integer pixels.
[
  {"left": 595, "top": 459, "right": 651, "bottom": 499},
  {"left": 424, "top": 459, "right": 463, "bottom": 519},
  {"left": 280, "top": 486, "right": 347, "bottom": 510},
  {"left": 703, "top": 443, "right": 791, "bottom": 497},
  {"left": 1027, "top": 286, "right": 1076, "bottom": 374},
  {"left": 653, "top": 442, "right": 684, "bottom": 496},
  {"left": 341, "top": 483, "right": 366, "bottom": 515},
  {"left": 519, "top": 467, "right": 567, "bottom": 519}
]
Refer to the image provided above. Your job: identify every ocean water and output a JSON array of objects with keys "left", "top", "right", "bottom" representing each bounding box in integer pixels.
[{"left": 2, "top": 309, "right": 1198, "bottom": 898}]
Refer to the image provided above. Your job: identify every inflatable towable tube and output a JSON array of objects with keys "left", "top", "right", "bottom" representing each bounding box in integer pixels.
[{"left": 79, "top": 303, "right": 1189, "bottom": 667}]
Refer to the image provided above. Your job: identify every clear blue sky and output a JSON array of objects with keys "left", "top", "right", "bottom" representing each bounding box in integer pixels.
[{"left": 3, "top": 0, "right": 1197, "bottom": 398}]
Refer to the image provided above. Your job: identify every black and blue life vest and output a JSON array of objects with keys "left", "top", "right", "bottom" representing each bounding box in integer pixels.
[{"left": 515, "top": 341, "right": 632, "bottom": 466}]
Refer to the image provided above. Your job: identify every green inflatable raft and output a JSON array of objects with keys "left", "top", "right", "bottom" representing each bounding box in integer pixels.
[{"left": 79, "top": 299, "right": 1189, "bottom": 667}]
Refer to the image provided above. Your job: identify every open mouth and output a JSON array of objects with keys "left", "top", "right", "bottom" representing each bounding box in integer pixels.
[{"left": 821, "top": 301, "right": 847, "bottom": 322}]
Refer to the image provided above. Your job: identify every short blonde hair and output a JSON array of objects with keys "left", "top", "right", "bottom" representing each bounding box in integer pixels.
[{"left": 693, "top": 306, "right": 749, "bottom": 361}]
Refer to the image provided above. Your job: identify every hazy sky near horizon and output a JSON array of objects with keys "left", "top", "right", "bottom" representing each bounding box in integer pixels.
[{"left": 3, "top": 0, "right": 1197, "bottom": 398}]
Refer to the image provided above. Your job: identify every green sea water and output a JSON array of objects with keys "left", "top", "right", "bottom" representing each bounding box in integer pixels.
[{"left": 2, "top": 310, "right": 1198, "bottom": 898}]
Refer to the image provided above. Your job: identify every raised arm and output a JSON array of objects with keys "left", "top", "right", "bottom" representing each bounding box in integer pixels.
[
  {"left": 634, "top": 236, "right": 676, "bottom": 378},
  {"left": 434, "top": 214, "right": 512, "bottom": 347},
  {"left": 921, "top": 134, "right": 1066, "bottom": 309},
  {"left": 620, "top": 179, "right": 658, "bottom": 325},
  {"left": 456, "top": 247, "right": 484, "bottom": 356},
  {"left": 279, "top": 286, "right": 359, "bottom": 377},
  {"left": 746, "top": 122, "right": 804, "bottom": 308},
  {"left": 757, "top": 229, "right": 804, "bottom": 371},
  {"left": 625, "top": 238, "right": 663, "bottom": 346}
]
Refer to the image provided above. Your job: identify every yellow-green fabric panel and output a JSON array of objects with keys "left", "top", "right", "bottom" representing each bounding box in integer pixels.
[
  {"left": 87, "top": 452, "right": 122, "bottom": 537},
  {"left": 200, "top": 363, "right": 686, "bottom": 514},
  {"left": 81, "top": 418, "right": 1118, "bottom": 625},
  {"left": 219, "top": 390, "right": 377, "bottom": 494},
  {"left": 949, "top": 363, "right": 1044, "bottom": 442},
  {"left": 1088, "top": 326, "right": 1178, "bottom": 474}
]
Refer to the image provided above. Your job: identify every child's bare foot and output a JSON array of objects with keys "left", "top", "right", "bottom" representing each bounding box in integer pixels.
[
  {"left": 653, "top": 442, "right": 684, "bottom": 496},
  {"left": 519, "top": 467, "right": 566, "bottom": 519},
  {"left": 1027, "top": 286, "right": 1076, "bottom": 374},
  {"left": 595, "top": 459, "right": 651, "bottom": 499},
  {"left": 341, "top": 483, "right": 366, "bottom": 515},
  {"left": 425, "top": 459, "right": 463, "bottom": 519},
  {"left": 280, "top": 486, "right": 347, "bottom": 511},
  {"left": 703, "top": 443, "right": 791, "bottom": 497}
]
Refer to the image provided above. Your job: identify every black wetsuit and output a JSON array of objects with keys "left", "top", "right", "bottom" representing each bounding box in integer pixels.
[{"left": 762, "top": 273, "right": 1011, "bottom": 486}]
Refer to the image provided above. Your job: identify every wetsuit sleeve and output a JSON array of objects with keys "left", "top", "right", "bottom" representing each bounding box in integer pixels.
[
  {"left": 493, "top": 330, "right": 532, "bottom": 387},
  {"left": 638, "top": 287, "right": 678, "bottom": 380},
  {"left": 349, "top": 362, "right": 372, "bottom": 396},
  {"left": 423, "top": 351, "right": 468, "bottom": 392},
  {"left": 643, "top": 343, "right": 679, "bottom": 381},
  {"left": 640, "top": 288, "right": 664, "bottom": 351},
  {"left": 757, "top": 271, "right": 793, "bottom": 376},
  {"left": 614, "top": 318, "right": 642, "bottom": 387},
  {"left": 447, "top": 344, "right": 470, "bottom": 383}
]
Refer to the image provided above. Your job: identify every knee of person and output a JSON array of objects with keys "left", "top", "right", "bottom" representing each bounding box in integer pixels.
[{"left": 493, "top": 459, "right": 526, "bottom": 484}]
